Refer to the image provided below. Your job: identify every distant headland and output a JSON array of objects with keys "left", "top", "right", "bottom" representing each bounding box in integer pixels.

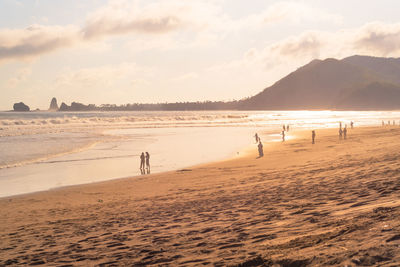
[{"left": 11, "top": 55, "right": 400, "bottom": 111}]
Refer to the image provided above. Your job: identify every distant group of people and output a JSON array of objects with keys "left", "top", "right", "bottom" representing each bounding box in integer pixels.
[
  {"left": 254, "top": 121, "right": 358, "bottom": 157},
  {"left": 382, "top": 120, "right": 399, "bottom": 126},
  {"left": 140, "top": 152, "right": 150, "bottom": 174}
]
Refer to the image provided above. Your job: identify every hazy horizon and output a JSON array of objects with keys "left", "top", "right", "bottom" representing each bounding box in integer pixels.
[{"left": 2, "top": 1, "right": 400, "bottom": 110}]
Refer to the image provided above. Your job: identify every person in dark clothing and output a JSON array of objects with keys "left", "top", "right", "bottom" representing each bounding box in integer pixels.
[
  {"left": 343, "top": 126, "right": 347, "bottom": 140},
  {"left": 145, "top": 152, "right": 150, "bottom": 171},
  {"left": 140, "top": 152, "right": 145, "bottom": 170},
  {"left": 282, "top": 130, "right": 285, "bottom": 142},
  {"left": 286, "top": 125, "right": 290, "bottom": 132},
  {"left": 258, "top": 141, "right": 264, "bottom": 157},
  {"left": 312, "top": 130, "right": 316, "bottom": 144},
  {"left": 339, "top": 128, "right": 343, "bottom": 140},
  {"left": 254, "top": 133, "right": 259, "bottom": 143},
  {"left": 350, "top": 121, "right": 354, "bottom": 129}
]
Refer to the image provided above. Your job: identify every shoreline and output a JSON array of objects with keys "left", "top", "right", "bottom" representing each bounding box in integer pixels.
[
  {"left": 0, "top": 125, "right": 374, "bottom": 200},
  {"left": 1, "top": 126, "right": 400, "bottom": 265},
  {"left": 0, "top": 125, "right": 314, "bottom": 200},
  {"left": 0, "top": 125, "right": 378, "bottom": 202}
]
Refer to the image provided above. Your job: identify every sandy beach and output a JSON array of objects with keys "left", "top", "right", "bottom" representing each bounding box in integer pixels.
[{"left": 1, "top": 126, "right": 400, "bottom": 266}]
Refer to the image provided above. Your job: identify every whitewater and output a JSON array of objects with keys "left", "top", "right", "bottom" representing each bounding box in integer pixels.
[{"left": 1, "top": 110, "right": 400, "bottom": 198}]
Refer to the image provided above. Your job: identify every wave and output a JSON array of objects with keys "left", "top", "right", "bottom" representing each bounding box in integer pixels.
[
  {"left": 0, "top": 114, "right": 250, "bottom": 127},
  {"left": 0, "top": 141, "right": 100, "bottom": 170}
]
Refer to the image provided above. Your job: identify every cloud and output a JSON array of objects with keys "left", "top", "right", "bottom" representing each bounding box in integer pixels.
[
  {"left": 231, "top": 21, "right": 400, "bottom": 72},
  {"left": 82, "top": 1, "right": 183, "bottom": 39},
  {"left": 262, "top": 2, "right": 342, "bottom": 25},
  {"left": 0, "top": 0, "right": 399, "bottom": 66},
  {"left": 204, "top": 21, "right": 400, "bottom": 94},
  {"left": 0, "top": 24, "right": 80, "bottom": 62},
  {"left": 353, "top": 22, "right": 400, "bottom": 56}
]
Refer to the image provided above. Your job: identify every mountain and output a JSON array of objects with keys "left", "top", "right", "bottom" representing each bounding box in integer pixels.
[
  {"left": 343, "top": 55, "right": 400, "bottom": 85},
  {"left": 48, "top": 97, "right": 59, "bottom": 111},
  {"left": 238, "top": 55, "right": 400, "bottom": 110}
]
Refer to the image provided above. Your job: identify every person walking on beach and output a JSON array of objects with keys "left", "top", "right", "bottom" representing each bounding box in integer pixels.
[
  {"left": 343, "top": 126, "right": 347, "bottom": 140},
  {"left": 350, "top": 121, "right": 354, "bottom": 129},
  {"left": 145, "top": 152, "right": 150, "bottom": 170},
  {"left": 286, "top": 125, "right": 290, "bottom": 132},
  {"left": 140, "top": 152, "right": 145, "bottom": 170},
  {"left": 339, "top": 128, "right": 343, "bottom": 140},
  {"left": 283, "top": 125, "right": 286, "bottom": 131},
  {"left": 281, "top": 130, "right": 285, "bottom": 142},
  {"left": 258, "top": 141, "right": 264, "bottom": 157},
  {"left": 254, "top": 133, "right": 259, "bottom": 143},
  {"left": 382, "top": 120, "right": 385, "bottom": 126},
  {"left": 312, "top": 130, "right": 316, "bottom": 144}
]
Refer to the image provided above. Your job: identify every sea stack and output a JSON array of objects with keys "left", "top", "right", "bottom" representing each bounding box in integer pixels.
[
  {"left": 49, "top": 97, "right": 59, "bottom": 111},
  {"left": 13, "top": 102, "right": 30, "bottom": 112}
]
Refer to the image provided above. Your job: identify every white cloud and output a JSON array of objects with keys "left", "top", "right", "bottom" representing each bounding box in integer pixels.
[
  {"left": 353, "top": 22, "right": 400, "bottom": 56},
  {"left": 262, "top": 1, "right": 342, "bottom": 25},
  {"left": 0, "top": 0, "right": 344, "bottom": 63},
  {"left": 82, "top": 1, "right": 184, "bottom": 39},
  {"left": 0, "top": 24, "right": 80, "bottom": 62}
]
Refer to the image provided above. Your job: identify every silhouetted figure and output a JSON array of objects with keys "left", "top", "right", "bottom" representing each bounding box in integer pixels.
[
  {"left": 286, "top": 125, "right": 290, "bottom": 132},
  {"left": 339, "top": 128, "right": 343, "bottom": 140},
  {"left": 312, "top": 130, "right": 316, "bottom": 144},
  {"left": 343, "top": 126, "right": 347, "bottom": 140},
  {"left": 339, "top": 122, "right": 342, "bottom": 129},
  {"left": 350, "top": 121, "right": 354, "bottom": 129},
  {"left": 283, "top": 125, "right": 286, "bottom": 131},
  {"left": 140, "top": 152, "right": 145, "bottom": 170},
  {"left": 382, "top": 120, "right": 385, "bottom": 126},
  {"left": 258, "top": 142, "right": 264, "bottom": 157},
  {"left": 281, "top": 130, "right": 285, "bottom": 142},
  {"left": 140, "top": 168, "right": 145, "bottom": 175},
  {"left": 388, "top": 120, "right": 391, "bottom": 125},
  {"left": 254, "top": 133, "right": 259, "bottom": 143},
  {"left": 393, "top": 120, "right": 395, "bottom": 126},
  {"left": 145, "top": 152, "right": 150, "bottom": 171}
]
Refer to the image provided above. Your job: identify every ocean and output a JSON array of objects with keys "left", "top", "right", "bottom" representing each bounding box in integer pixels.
[{"left": 1, "top": 110, "right": 400, "bottom": 197}]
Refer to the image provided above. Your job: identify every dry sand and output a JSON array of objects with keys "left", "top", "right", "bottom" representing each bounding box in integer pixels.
[{"left": 1, "top": 126, "right": 400, "bottom": 266}]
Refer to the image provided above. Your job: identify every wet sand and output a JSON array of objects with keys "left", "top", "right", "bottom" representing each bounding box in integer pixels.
[{"left": 1, "top": 126, "right": 400, "bottom": 266}]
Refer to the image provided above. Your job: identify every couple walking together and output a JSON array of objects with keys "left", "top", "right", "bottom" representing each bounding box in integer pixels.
[{"left": 140, "top": 152, "right": 150, "bottom": 171}]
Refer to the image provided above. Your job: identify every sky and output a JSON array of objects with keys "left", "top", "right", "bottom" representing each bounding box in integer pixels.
[{"left": 1, "top": 0, "right": 400, "bottom": 110}]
